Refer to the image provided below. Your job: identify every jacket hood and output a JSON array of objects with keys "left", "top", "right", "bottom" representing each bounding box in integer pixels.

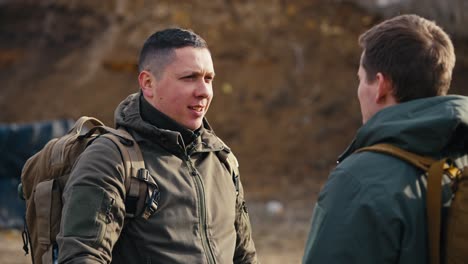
[
  {"left": 339, "top": 95, "right": 468, "bottom": 161},
  {"left": 114, "top": 92, "right": 226, "bottom": 152}
]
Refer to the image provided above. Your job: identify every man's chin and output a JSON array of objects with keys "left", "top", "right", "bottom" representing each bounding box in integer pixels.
[{"left": 184, "top": 120, "right": 203, "bottom": 131}]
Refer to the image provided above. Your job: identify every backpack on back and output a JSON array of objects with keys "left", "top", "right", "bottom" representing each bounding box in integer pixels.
[
  {"left": 19, "top": 116, "right": 160, "bottom": 264},
  {"left": 357, "top": 143, "right": 468, "bottom": 264}
]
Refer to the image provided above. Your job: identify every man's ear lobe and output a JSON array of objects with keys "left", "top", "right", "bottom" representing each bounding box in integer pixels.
[
  {"left": 139, "top": 70, "right": 155, "bottom": 97},
  {"left": 375, "top": 72, "right": 394, "bottom": 103}
]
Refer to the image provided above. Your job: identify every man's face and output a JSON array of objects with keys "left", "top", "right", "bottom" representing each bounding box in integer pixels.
[
  {"left": 146, "top": 47, "right": 214, "bottom": 130},
  {"left": 357, "top": 63, "right": 379, "bottom": 124}
]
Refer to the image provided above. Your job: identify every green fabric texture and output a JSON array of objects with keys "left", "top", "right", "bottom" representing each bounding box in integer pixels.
[
  {"left": 303, "top": 95, "right": 468, "bottom": 264},
  {"left": 61, "top": 186, "right": 106, "bottom": 240}
]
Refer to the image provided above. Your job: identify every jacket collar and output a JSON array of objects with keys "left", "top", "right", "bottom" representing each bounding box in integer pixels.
[
  {"left": 338, "top": 95, "right": 468, "bottom": 162},
  {"left": 139, "top": 94, "right": 199, "bottom": 146},
  {"left": 115, "top": 92, "right": 225, "bottom": 154}
]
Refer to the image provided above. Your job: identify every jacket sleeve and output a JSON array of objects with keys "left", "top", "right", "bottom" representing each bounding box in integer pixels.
[
  {"left": 57, "top": 137, "right": 127, "bottom": 264},
  {"left": 233, "top": 179, "right": 259, "bottom": 264},
  {"left": 302, "top": 168, "right": 402, "bottom": 264}
]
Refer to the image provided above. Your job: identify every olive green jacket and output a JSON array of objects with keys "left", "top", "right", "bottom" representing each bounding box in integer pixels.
[
  {"left": 57, "top": 93, "right": 258, "bottom": 264},
  {"left": 303, "top": 95, "right": 468, "bottom": 263}
]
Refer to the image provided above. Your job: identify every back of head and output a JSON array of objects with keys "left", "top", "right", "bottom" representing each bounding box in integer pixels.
[
  {"left": 138, "top": 28, "right": 208, "bottom": 77},
  {"left": 359, "top": 14, "right": 455, "bottom": 102}
]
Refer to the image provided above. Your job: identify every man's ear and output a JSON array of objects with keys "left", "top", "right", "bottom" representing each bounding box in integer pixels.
[
  {"left": 139, "top": 70, "right": 156, "bottom": 98},
  {"left": 375, "top": 72, "right": 396, "bottom": 105}
]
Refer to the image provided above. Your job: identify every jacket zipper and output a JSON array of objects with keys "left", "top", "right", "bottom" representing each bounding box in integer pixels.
[{"left": 185, "top": 145, "right": 216, "bottom": 264}]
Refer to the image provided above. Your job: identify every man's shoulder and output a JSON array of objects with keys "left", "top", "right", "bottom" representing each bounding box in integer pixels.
[
  {"left": 340, "top": 149, "right": 420, "bottom": 177},
  {"left": 87, "top": 135, "right": 123, "bottom": 153},
  {"left": 73, "top": 136, "right": 124, "bottom": 169},
  {"left": 333, "top": 150, "right": 423, "bottom": 195},
  {"left": 318, "top": 151, "right": 424, "bottom": 218}
]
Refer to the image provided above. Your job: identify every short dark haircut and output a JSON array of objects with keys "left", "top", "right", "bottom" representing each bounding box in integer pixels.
[
  {"left": 138, "top": 28, "right": 208, "bottom": 77},
  {"left": 359, "top": 14, "right": 455, "bottom": 102}
]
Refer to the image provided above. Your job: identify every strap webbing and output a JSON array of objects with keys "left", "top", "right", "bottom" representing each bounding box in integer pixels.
[
  {"left": 357, "top": 143, "right": 435, "bottom": 171},
  {"left": 426, "top": 159, "right": 446, "bottom": 264},
  {"left": 102, "top": 130, "right": 146, "bottom": 217},
  {"left": 102, "top": 127, "right": 160, "bottom": 219}
]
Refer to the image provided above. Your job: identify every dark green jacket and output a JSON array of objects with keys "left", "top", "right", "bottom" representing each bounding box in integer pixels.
[
  {"left": 57, "top": 93, "right": 257, "bottom": 264},
  {"left": 303, "top": 95, "right": 468, "bottom": 264}
]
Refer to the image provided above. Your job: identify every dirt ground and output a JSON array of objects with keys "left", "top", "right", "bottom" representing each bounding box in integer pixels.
[{"left": 1, "top": 1, "right": 468, "bottom": 263}]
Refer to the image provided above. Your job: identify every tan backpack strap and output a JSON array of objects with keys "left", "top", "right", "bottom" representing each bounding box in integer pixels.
[
  {"left": 356, "top": 143, "right": 446, "bottom": 264},
  {"left": 113, "top": 128, "right": 145, "bottom": 171},
  {"left": 426, "top": 159, "right": 447, "bottom": 264},
  {"left": 102, "top": 130, "right": 145, "bottom": 213},
  {"left": 357, "top": 143, "right": 436, "bottom": 171},
  {"left": 102, "top": 128, "right": 160, "bottom": 219}
]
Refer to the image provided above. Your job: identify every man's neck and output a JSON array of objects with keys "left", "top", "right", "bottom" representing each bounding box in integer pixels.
[{"left": 140, "top": 95, "right": 199, "bottom": 145}]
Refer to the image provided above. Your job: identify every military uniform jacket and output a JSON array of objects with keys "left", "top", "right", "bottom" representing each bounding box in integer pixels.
[
  {"left": 303, "top": 95, "right": 468, "bottom": 264},
  {"left": 57, "top": 93, "right": 258, "bottom": 264}
]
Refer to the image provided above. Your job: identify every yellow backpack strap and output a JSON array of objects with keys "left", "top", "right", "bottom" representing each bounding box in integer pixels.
[{"left": 356, "top": 143, "right": 456, "bottom": 264}]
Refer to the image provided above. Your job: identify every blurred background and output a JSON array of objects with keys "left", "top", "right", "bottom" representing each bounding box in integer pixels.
[{"left": 1, "top": 0, "right": 467, "bottom": 263}]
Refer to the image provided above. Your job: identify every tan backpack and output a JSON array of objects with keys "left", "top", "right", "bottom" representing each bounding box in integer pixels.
[
  {"left": 19, "top": 116, "right": 160, "bottom": 264},
  {"left": 358, "top": 143, "right": 468, "bottom": 264}
]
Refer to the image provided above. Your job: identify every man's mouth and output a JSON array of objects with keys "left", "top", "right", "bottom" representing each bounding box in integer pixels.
[{"left": 189, "top": 105, "right": 204, "bottom": 112}]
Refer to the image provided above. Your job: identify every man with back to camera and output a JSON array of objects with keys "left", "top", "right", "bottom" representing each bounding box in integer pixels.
[
  {"left": 57, "top": 28, "right": 258, "bottom": 264},
  {"left": 303, "top": 14, "right": 468, "bottom": 263}
]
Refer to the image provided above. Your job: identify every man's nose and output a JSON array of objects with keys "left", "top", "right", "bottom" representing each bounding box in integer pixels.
[{"left": 194, "top": 79, "right": 212, "bottom": 98}]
